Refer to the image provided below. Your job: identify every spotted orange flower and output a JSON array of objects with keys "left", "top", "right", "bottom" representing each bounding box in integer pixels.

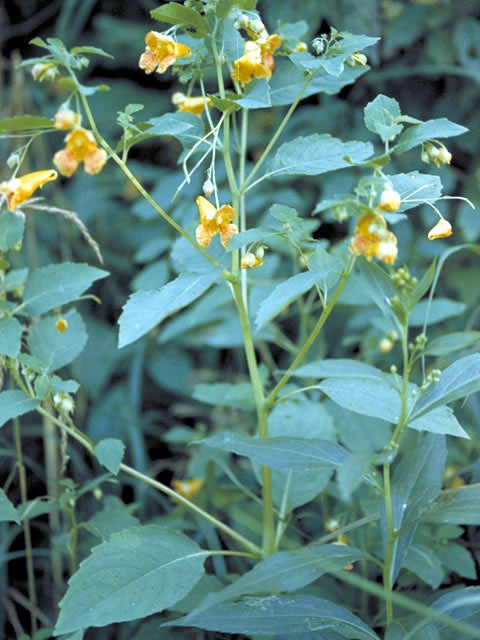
[
  {"left": 195, "top": 195, "right": 238, "bottom": 248},
  {"left": 171, "top": 92, "right": 212, "bottom": 116},
  {"left": 232, "top": 34, "right": 282, "bottom": 85},
  {"left": 349, "top": 212, "right": 398, "bottom": 265},
  {"left": 53, "top": 127, "right": 107, "bottom": 177},
  {"left": 172, "top": 478, "right": 204, "bottom": 499},
  {"left": 0, "top": 170, "right": 58, "bottom": 211},
  {"left": 139, "top": 31, "right": 191, "bottom": 75}
]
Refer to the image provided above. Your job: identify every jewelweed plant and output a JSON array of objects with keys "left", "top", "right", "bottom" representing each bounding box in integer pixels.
[{"left": 1, "top": 1, "right": 480, "bottom": 639}]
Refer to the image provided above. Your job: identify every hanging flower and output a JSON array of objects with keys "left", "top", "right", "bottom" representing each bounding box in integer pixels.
[
  {"left": 172, "top": 478, "right": 204, "bottom": 499},
  {"left": 171, "top": 92, "right": 212, "bottom": 116},
  {"left": 241, "top": 246, "right": 265, "bottom": 269},
  {"left": 378, "top": 188, "right": 401, "bottom": 212},
  {"left": 54, "top": 107, "right": 81, "bottom": 130},
  {"left": 53, "top": 127, "right": 107, "bottom": 177},
  {"left": 195, "top": 195, "right": 238, "bottom": 248},
  {"left": 0, "top": 170, "right": 58, "bottom": 211},
  {"left": 427, "top": 218, "right": 452, "bottom": 240},
  {"left": 139, "top": 31, "right": 191, "bottom": 75},
  {"left": 349, "top": 212, "right": 398, "bottom": 265},
  {"left": 232, "top": 34, "right": 282, "bottom": 85}
]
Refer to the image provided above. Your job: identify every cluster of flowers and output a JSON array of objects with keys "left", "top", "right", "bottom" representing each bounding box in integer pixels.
[{"left": 231, "top": 14, "right": 282, "bottom": 85}]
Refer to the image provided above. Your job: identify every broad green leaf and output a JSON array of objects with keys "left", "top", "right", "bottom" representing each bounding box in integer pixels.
[
  {"left": 18, "top": 499, "right": 60, "bottom": 521},
  {"left": 409, "top": 260, "right": 436, "bottom": 308},
  {"left": 0, "top": 317, "right": 22, "bottom": 357},
  {"left": 118, "top": 271, "right": 219, "bottom": 348},
  {"left": 193, "top": 382, "right": 255, "bottom": 411},
  {"left": 200, "top": 432, "right": 349, "bottom": 471},
  {"left": 0, "top": 210, "right": 24, "bottom": 251},
  {"left": 0, "top": 390, "right": 39, "bottom": 428},
  {"left": 337, "top": 452, "right": 373, "bottom": 501},
  {"left": 357, "top": 259, "right": 398, "bottom": 324},
  {"left": 381, "top": 433, "right": 446, "bottom": 582},
  {"left": 292, "top": 358, "right": 386, "bottom": 381},
  {"left": 436, "top": 542, "right": 476, "bottom": 580},
  {"left": 23, "top": 262, "right": 108, "bottom": 316},
  {"left": 423, "top": 485, "right": 480, "bottom": 525},
  {"left": 84, "top": 495, "right": 139, "bottom": 540},
  {"left": 226, "top": 227, "right": 274, "bottom": 252},
  {"left": 70, "top": 46, "right": 114, "bottom": 59},
  {"left": 408, "top": 404, "right": 469, "bottom": 439},
  {"left": 0, "top": 488, "right": 20, "bottom": 524},
  {"left": 255, "top": 268, "right": 331, "bottom": 329},
  {"left": 364, "top": 95, "right": 403, "bottom": 143},
  {"left": 0, "top": 115, "right": 54, "bottom": 132},
  {"left": 5, "top": 267, "right": 28, "bottom": 292},
  {"left": 269, "top": 58, "right": 368, "bottom": 106},
  {"left": 409, "top": 298, "right": 466, "bottom": 327},
  {"left": 268, "top": 134, "right": 373, "bottom": 177},
  {"left": 389, "top": 172, "right": 442, "bottom": 212},
  {"left": 27, "top": 309, "right": 87, "bottom": 372},
  {"left": 150, "top": 3, "right": 209, "bottom": 37},
  {"left": 394, "top": 118, "right": 468, "bottom": 154},
  {"left": 54, "top": 525, "right": 206, "bottom": 635},
  {"left": 413, "top": 354, "right": 480, "bottom": 419},
  {"left": 425, "top": 331, "right": 480, "bottom": 357},
  {"left": 95, "top": 438, "right": 125, "bottom": 475},
  {"left": 403, "top": 544, "right": 444, "bottom": 589},
  {"left": 236, "top": 79, "right": 271, "bottom": 109},
  {"left": 124, "top": 113, "right": 205, "bottom": 151},
  {"left": 170, "top": 594, "right": 379, "bottom": 639},
  {"left": 216, "top": 0, "right": 257, "bottom": 18},
  {"left": 197, "top": 545, "right": 369, "bottom": 611}
]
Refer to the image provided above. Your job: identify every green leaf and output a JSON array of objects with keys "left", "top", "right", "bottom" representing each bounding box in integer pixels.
[
  {"left": 364, "top": 94, "right": 403, "bottom": 143},
  {"left": 0, "top": 210, "right": 25, "bottom": 251},
  {"left": 423, "top": 485, "right": 480, "bottom": 525},
  {"left": 403, "top": 544, "right": 444, "bottom": 589},
  {"left": 0, "top": 390, "right": 39, "bottom": 428},
  {"left": 389, "top": 172, "right": 442, "bottom": 212},
  {"left": 425, "top": 331, "right": 480, "bottom": 357},
  {"left": 409, "top": 298, "right": 466, "bottom": 327},
  {"left": 357, "top": 258, "right": 398, "bottom": 324},
  {"left": 337, "top": 452, "right": 373, "bottom": 501},
  {"left": 292, "top": 358, "right": 386, "bottom": 381},
  {"left": 118, "top": 271, "right": 219, "bottom": 348},
  {"left": 236, "top": 79, "right": 271, "bottom": 109},
  {"left": 193, "top": 382, "right": 255, "bottom": 411},
  {"left": 255, "top": 268, "right": 332, "bottom": 330},
  {"left": 381, "top": 433, "right": 446, "bottom": 582},
  {"left": 393, "top": 118, "right": 468, "bottom": 154},
  {"left": 0, "top": 317, "right": 22, "bottom": 358},
  {"left": 70, "top": 46, "right": 114, "bottom": 59},
  {"left": 0, "top": 115, "right": 54, "bottom": 132},
  {"left": 268, "top": 133, "right": 373, "bottom": 177},
  {"left": 54, "top": 525, "right": 206, "bottom": 635},
  {"left": 409, "top": 259, "right": 436, "bottom": 308},
  {"left": 17, "top": 499, "right": 60, "bottom": 521},
  {"left": 216, "top": 0, "right": 257, "bottom": 18},
  {"left": 5, "top": 267, "right": 28, "bottom": 292},
  {"left": 200, "top": 432, "right": 349, "bottom": 471},
  {"left": 413, "top": 354, "right": 480, "bottom": 419},
  {"left": 436, "top": 542, "right": 476, "bottom": 580},
  {"left": 27, "top": 309, "right": 87, "bottom": 372},
  {"left": 95, "top": 438, "right": 125, "bottom": 475},
  {"left": 124, "top": 113, "right": 206, "bottom": 151},
  {"left": 0, "top": 488, "right": 20, "bottom": 524},
  {"left": 170, "top": 594, "right": 379, "bottom": 639},
  {"left": 83, "top": 496, "right": 140, "bottom": 540},
  {"left": 196, "top": 545, "right": 369, "bottom": 610},
  {"left": 23, "top": 262, "right": 108, "bottom": 316},
  {"left": 225, "top": 227, "right": 274, "bottom": 252},
  {"left": 150, "top": 3, "right": 209, "bottom": 37},
  {"left": 408, "top": 405, "right": 469, "bottom": 439}
]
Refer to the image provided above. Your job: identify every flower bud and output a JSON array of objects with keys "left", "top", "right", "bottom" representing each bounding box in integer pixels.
[
  {"left": 241, "top": 252, "right": 256, "bottom": 269},
  {"left": 54, "top": 108, "right": 81, "bottom": 130},
  {"left": 379, "top": 337, "right": 394, "bottom": 354},
  {"left": 56, "top": 317, "right": 68, "bottom": 333},
  {"left": 255, "top": 246, "right": 265, "bottom": 260},
  {"left": 427, "top": 218, "right": 452, "bottom": 240},
  {"left": 378, "top": 188, "right": 401, "bottom": 212},
  {"left": 202, "top": 178, "right": 215, "bottom": 197},
  {"left": 347, "top": 52, "right": 367, "bottom": 67},
  {"left": 7, "top": 152, "right": 19, "bottom": 169},
  {"left": 438, "top": 147, "right": 452, "bottom": 165},
  {"left": 31, "top": 62, "right": 57, "bottom": 82},
  {"left": 93, "top": 488, "right": 103, "bottom": 500},
  {"left": 296, "top": 41, "right": 308, "bottom": 52},
  {"left": 312, "top": 38, "right": 325, "bottom": 55},
  {"left": 250, "top": 18, "right": 264, "bottom": 34}
]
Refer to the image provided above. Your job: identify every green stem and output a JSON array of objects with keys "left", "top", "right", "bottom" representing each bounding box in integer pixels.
[
  {"left": 241, "top": 72, "right": 315, "bottom": 194},
  {"left": 239, "top": 107, "right": 248, "bottom": 305},
  {"left": 382, "top": 463, "right": 394, "bottom": 624},
  {"left": 266, "top": 255, "right": 355, "bottom": 407}
]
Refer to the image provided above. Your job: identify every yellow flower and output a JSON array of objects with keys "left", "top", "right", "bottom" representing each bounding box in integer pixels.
[
  {"left": 333, "top": 534, "right": 354, "bottom": 570},
  {"left": 195, "top": 195, "right": 238, "bottom": 248},
  {"left": 427, "top": 218, "right": 452, "bottom": 240},
  {"left": 31, "top": 62, "right": 57, "bottom": 82},
  {"left": 0, "top": 170, "right": 58, "bottom": 211},
  {"left": 296, "top": 41, "right": 308, "bottom": 52},
  {"left": 139, "top": 31, "right": 191, "bottom": 75},
  {"left": 54, "top": 107, "right": 81, "bottom": 130},
  {"left": 241, "top": 246, "right": 265, "bottom": 269},
  {"left": 53, "top": 127, "right": 107, "bottom": 177},
  {"left": 172, "top": 478, "right": 204, "bottom": 499},
  {"left": 378, "top": 188, "right": 401, "bottom": 212},
  {"left": 171, "top": 92, "right": 212, "bottom": 116},
  {"left": 56, "top": 317, "right": 68, "bottom": 333},
  {"left": 232, "top": 34, "right": 282, "bottom": 85},
  {"left": 349, "top": 212, "right": 398, "bottom": 265}
]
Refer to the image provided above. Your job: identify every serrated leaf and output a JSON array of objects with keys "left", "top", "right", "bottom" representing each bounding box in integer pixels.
[
  {"left": 200, "top": 432, "right": 349, "bottom": 471},
  {"left": 389, "top": 172, "right": 442, "bottom": 212},
  {"left": 151, "top": 3, "right": 209, "bottom": 37},
  {"left": 364, "top": 95, "right": 403, "bottom": 143},
  {"left": 118, "top": 271, "right": 219, "bottom": 348},
  {"left": 413, "top": 354, "right": 480, "bottom": 419},
  {"left": 394, "top": 118, "right": 468, "bottom": 154},
  {"left": 0, "top": 317, "right": 22, "bottom": 358},
  {"left": 269, "top": 133, "right": 373, "bottom": 177},
  {"left": 95, "top": 438, "right": 126, "bottom": 475},
  {"left": 0, "top": 390, "right": 39, "bottom": 428},
  {"left": 0, "top": 210, "right": 25, "bottom": 251},
  {"left": 170, "top": 594, "right": 379, "bottom": 639},
  {"left": 27, "top": 309, "right": 87, "bottom": 372},
  {"left": 23, "top": 262, "right": 108, "bottom": 316},
  {"left": 0, "top": 489, "right": 20, "bottom": 524},
  {"left": 255, "top": 268, "right": 331, "bottom": 329},
  {"left": 54, "top": 525, "right": 206, "bottom": 635},
  {"left": 236, "top": 79, "right": 271, "bottom": 109},
  {"left": 0, "top": 115, "right": 55, "bottom": 132}
]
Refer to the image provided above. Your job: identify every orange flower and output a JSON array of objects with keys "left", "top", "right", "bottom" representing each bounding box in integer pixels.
[
  {"left": 0, "top": 170, "right": 57, "bottom": 211},
  {"left": 171, "top": 92, "right": 212, "bottom": 116},
  {"left": 139, "top": 31, "right": 191, "bottom": 75},
  {"left": 349, "top": 212, "right": 398, "bottom": 265},
  {"left": 378, "top": 188, "right": 401, "bottom": 212},
  {"left": 232, "top": 34, "right": 282, "bottom": 85},
  {"left": 427, "top": 218, "right": 452, "bottom": 240},
  {"left": 53, "top": 127, "right": 107, "bottom": 177},
  {"left": 195, "top": 195, "right": 238, "bottom": 248},
  {"left": 54, "top": 107, "right": 81, "bottom": 130},
  {"left": 172, "top": 478, "right": 204, "bottom": 499}
]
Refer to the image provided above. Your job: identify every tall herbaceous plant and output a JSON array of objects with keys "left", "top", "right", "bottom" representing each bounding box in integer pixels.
[{"left": 0, "top": 1, "right": 479, "bottom": 639}]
